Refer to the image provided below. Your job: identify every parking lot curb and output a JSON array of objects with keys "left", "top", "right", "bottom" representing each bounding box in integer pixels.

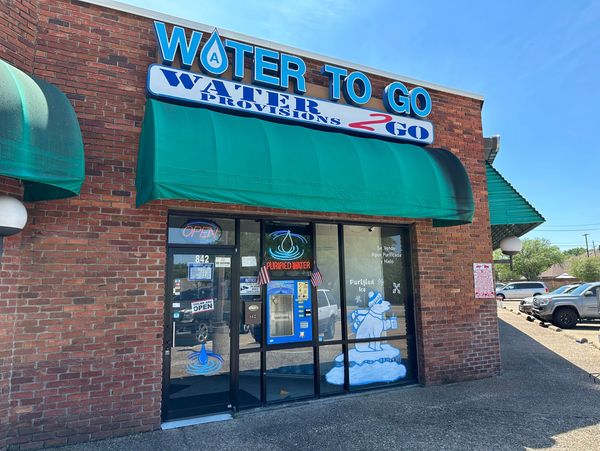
[{"left": 500, "top": 306, "right": 600, "bottom": 352}]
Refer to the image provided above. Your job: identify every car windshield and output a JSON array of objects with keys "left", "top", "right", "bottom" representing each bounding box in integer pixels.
[
  {"left": 551, "top": 285, "right": 573, "bottom": 294},
  {"left": 570, "top": 283, "right": 591, "bottom": 295}
]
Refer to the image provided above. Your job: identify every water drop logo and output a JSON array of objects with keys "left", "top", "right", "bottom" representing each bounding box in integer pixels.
[
  {"left": 186, "top": 342, "right": 224, "bottom": 375},
  {"left": 200, "top": 29, "right": 228, "bottom": 75},
  {"left": 268, "top": 230, "right": 307, "bottom": 261}
]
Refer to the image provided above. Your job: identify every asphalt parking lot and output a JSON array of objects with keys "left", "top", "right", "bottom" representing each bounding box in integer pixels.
[
  {"left": 56, "top": 311, "right": 600, "bottom": 451},
  {"left": 501, "top": 299, "right": 600, "bottom": 346}
]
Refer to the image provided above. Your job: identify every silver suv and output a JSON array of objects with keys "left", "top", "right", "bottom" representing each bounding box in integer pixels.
[
  {"left": 496, "top": 281, "right": 548, "bottom": 300},
  {"left": 532, "top": 282, "right": 600, "bottom": 329}
]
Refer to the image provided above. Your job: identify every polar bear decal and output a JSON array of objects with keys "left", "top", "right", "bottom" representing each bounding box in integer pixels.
[{"left": 326, "top": 290, "right": 407, "bottom": 386}]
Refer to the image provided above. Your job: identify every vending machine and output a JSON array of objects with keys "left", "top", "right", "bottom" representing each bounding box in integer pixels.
[{"left": 265, "top": 280, "right": 312, "bottom": 344}]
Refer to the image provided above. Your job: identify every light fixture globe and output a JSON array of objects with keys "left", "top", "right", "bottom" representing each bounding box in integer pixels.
[
  {"left": 500, "top": 236, "right": 522, "bottom": 256},
  {"left": 0, "top": 196, "right": 28, "bottom": 236}
]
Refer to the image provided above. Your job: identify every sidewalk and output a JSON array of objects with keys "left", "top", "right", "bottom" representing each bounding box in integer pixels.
[{"left": 57, "top": 319, "right": 600, "bottom": 451}]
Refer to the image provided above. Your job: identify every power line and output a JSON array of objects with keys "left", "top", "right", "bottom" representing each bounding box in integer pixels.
[
  {"left": 535, "top": 228, "right": 600, "bottom": 232},
  {"left": 540, "top": 222, "right": 600, "bottom": 227}
]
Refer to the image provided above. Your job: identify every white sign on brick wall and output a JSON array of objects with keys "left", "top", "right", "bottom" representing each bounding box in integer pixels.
[{"left": 473, "top": 263, "right": 495, "bottom": 299}]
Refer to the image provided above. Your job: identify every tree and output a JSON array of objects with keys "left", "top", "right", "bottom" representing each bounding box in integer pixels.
[
  {"left": 510, "top": 238, "right": 564, "bottom": 280},
  {"left": 563, "top": 247, "right": 587, "bottom": 257},
  {"left": 570, "top": 257, "right": 600, "bottom": 282},
  {"left": 493, "top": 249, "right": 520, "bottom": 282}
]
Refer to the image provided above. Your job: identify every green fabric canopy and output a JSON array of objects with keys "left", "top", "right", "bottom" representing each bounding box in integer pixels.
[
  {"left": 0, "top": 59, "right": 84, "bottom": 201},
  {"left": 487, "top": 162, "right": 544, "bottom": 248},
  {"left": 137, "top": 98, "right": 474, "bottom": 226}
]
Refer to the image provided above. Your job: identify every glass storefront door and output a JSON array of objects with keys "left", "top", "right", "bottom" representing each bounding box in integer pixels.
[{"left": 164, "top": 251, "right": 233, "bottom": 421}]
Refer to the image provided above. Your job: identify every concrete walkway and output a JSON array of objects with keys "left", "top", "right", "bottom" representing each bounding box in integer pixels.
[{"left": 57, "top": 319, "right": 600, "bottom": 450}]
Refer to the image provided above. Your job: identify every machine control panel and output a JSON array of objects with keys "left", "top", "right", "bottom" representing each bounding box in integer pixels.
[
  {"left": 243, "top": 300, "right": 262, "bottom": 325},
  {"left": 266, "top": 280, "right": 312, "bottom": 344}
]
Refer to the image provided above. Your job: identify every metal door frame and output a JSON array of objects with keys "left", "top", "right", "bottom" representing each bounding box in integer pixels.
[{"left": 162, "top": 231, "right": 240, "bottom": 421}]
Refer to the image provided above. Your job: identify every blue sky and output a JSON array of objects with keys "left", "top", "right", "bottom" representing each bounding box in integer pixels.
[{"left": 119, "top": 0, "right": 600, "bottom": 252}]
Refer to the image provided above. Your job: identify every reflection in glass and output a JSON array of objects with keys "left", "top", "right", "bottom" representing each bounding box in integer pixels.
[
  {"left": 238, "top": 352, "right": 261, "bottom": 409},
  {"left": 266, "top": 348, "right": 314, "bottom": 402},
  {"left": 240, "top": 220, "right": 261, "bottom": 350},
  {"left": 316, "top": 224, "right": 342, "bottom": 342},
  {"left": 319, "top": 344, "right": 345, "bottom": 395}
]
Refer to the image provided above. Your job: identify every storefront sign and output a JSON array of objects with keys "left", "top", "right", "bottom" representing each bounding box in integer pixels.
[
  {"left": 191, "top": 298, "right": 215, "bottom": 314},
  {"left": 240, "top": 276, "right": 260, "bottom": 296},
  {"left": 148, "top": 23, "right": 434, "bottom": 145},
  {"left": 473, "top": 263, "right": 495, "bottom": 298},
  {"left": 188, "top": 262, "right": 213, "bottom": 281},
  {"left": 264, "top": 225, "right": 312, "bottom": 271},
  {"left": 180, "top": 220, "right": 222, "bottom": 244}
]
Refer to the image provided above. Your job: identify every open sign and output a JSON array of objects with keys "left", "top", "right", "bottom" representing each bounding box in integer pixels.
[
  {"left": 191, "top": 299, "right": 215, "bottom": 314},
  {"left": 181, "top": 220, "right": 222, "bottom": 244}
]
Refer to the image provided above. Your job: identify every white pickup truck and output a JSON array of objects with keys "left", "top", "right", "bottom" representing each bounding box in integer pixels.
[{"left": 317, "top": 289, "right": 340, "bottom": 339}]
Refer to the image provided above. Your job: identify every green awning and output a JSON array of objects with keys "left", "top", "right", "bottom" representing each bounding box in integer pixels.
[
  {"left": 0, "top": 59, "right": 84, "bottom": 201},
  {"left": 487, "top": 162, "right": 544, "bottom": 248},
  {"left": 136, "top": 99, "right": 474, "bottom": 226}
]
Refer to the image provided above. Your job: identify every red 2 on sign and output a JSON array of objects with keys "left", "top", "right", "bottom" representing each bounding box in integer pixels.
[{"left": 348, "top": 113, "right": 431, "bottom": 141}]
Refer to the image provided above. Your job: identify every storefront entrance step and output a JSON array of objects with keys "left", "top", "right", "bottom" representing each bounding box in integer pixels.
[{"left": 161, "top": 413, "right": 232, "bottom": 430}]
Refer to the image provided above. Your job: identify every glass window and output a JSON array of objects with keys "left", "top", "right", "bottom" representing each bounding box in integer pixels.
[
  {"left": 238, "top": 352, "right": 261, "bottom": 409},
  {"left": 266, "top": 348, "right": 314, "bottom": 402},
  {"left": 168, "top": 215, "right": 235, "bottom": 245},
  {"left": 240, "top": 220, "right": 261, "bottom": 350},
  {"left": 316, "top": 224, "right": 342, "bottom": 342},
  {"left": 348, "top": 338, "right": 413, "bottom": 391},
  {"left": 319, "top": 344, "right": 345, "bottom": 395},
  {"left": 343, "top": 225, "right": 409, "bottom": 339}
]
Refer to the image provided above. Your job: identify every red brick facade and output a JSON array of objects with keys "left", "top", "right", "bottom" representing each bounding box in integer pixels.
[{"left": 0, "top": 0, "right": 499, "bottom": 448}]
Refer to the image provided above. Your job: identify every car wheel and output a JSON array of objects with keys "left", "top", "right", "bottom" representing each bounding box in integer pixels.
[
  {"left": 552, "top": 308, "right": 578, "bottom": 329},
  {"left": 324, "top": 318, "right": 335, "bottom": 340},
  {"left": 497, "top": 294, "right": 505, "bottom": 301},
  {"left": 533, "top": 293, "right": 542, "bottom": 297},
  {"left": 195, "top": 322, "right": 210, "bottom": 343}
]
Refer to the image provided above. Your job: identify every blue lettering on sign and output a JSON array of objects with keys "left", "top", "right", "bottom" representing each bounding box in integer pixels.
[
  {"left": 320, "top": 64, "right": 347, "bottom": 101},
  {"left": 253, "top": 47, "right": 281, "bottom": 88},
  {"left": 383, "top": 81, "right": 411, "bottom": 115},
  {"left": 200, "top": 29, "right": 229, "bottom": 75},
  {"left": 409, "top": 87, "right": 432, "bottom": 117},
  {"left": 147, "top": 65, "right": 434, "bottom": 145},
  {"left": 152, "top": 21, "right": 433, "bottom": 122},
  {"left": 224, "top": 39, "right": 253, "bottom": 80},
  {"left": 343, "top": 71, "right": 372, "bottom": 106},
  {"left": 154, "top": 22, "right": 202, "bottom": 68}
]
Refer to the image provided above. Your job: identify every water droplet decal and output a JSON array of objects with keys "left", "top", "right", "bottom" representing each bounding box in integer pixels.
[{"left": 200, "top": 29, "right": 228, "bottom": 75}]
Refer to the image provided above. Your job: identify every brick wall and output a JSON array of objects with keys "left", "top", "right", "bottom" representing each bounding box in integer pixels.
[{"left": 0, "top": 0, "right": 499, "bottom": 448}]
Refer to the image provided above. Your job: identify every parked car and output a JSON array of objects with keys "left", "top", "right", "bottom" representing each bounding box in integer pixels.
[
  {"left": 496, "top": 281, "right": 548, "bottom": 300},
  {"left": 532, "top": 282, "right": 600, "bottom": 328},
  {"left": 495, "top": 282, "right": 505, "bottom": 291},
  {"left": 317, "top": 289, "right": 340, "bottom": 340},
  {"left": 519, "top": 284, "right": 581, "bottom": 314}
]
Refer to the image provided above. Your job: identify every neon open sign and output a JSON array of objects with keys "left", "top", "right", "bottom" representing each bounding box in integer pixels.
[{"left": 181, "top": 220, "right": 222, "bottom": 244}]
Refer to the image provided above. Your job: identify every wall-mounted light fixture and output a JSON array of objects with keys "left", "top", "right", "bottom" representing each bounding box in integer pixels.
[
  {"left": 0, "top": 195, "right": 28, "bottom": 258},
  {"left": 499, "top": 236, "right": 523, "bottom": 270}
]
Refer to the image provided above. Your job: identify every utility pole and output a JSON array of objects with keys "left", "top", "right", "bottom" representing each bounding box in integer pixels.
[
  {"left": 583, "top": 233, "right": 590, "bottom": 257},
  {"left": 594, "top": 240, "right": 598, "bottom": 257}
]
